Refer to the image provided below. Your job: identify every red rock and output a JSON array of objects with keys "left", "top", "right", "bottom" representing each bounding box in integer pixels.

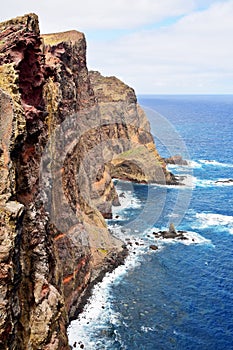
[{"left": 0, "top": 13, "right": 172, "bottom": 349}]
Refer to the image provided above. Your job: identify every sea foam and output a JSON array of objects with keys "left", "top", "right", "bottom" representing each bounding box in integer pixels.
[
  {"left": 194, "top": 178, "right": 233, "bottom": 188},
  {"left": 199, "top": 159, "right": 233, "bottom": 167},
  {"left": 195, "top": 212, "right": 233, "bottom": 234},
  {"left": 68, "top": 223, "right": 146, "bottom": 349},
  {"left": 68, "top": 246, "right": 143, "bottom": 349},
  {"left": 185, "top": 159, "right": 233, "bottom": 169}
]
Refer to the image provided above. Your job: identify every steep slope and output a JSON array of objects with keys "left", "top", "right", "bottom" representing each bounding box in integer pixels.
[
  {"left": 0, "top": 13, "right": 173, "bottom": 349},
  {"left": 89, "top": 71, "right": 174, "bottom": 185},
  {"left": 0, "top": 14, "right": 70, "bottom": 349}
]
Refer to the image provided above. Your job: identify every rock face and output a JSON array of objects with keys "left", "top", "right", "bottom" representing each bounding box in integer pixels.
[
  {"left": 0, "top": 14, "right": 172, "bottom": 349},
  {"left": 89, "top": 71, "right": 174, "bottom": 185},
  {"left": 164, "top": 155, "right": 188, "bottom": 166}
]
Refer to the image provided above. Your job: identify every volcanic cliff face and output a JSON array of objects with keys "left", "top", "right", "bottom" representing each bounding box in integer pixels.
[
  {"left": 0, "top": 14, "right": 172, "bottom": 349},
  {"left": 89, "top": 71, "right": 173, "bottom": 185}
]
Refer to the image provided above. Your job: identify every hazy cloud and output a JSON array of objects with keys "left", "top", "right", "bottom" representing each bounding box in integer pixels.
[
  {"left": 87, "top": 1, "right": 233, "bottom": 93},
  {"left": 1, "top": 0, "right": 196, "bottom": 32}
]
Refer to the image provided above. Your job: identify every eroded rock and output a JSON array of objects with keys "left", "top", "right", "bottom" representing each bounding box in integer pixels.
[
  {"left": 0, "top": 13, "right": 174, "bottom": 349},
  {"left": 164, "top": 155, "right": 188, "bottom": 166}
]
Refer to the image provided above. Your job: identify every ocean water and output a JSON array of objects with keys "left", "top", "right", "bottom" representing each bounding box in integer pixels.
[{"left": 68, "top": 95, "right": 233, "bottom": 350}]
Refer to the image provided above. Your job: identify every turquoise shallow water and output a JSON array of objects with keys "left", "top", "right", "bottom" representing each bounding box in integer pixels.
[{"left": 68, "top": 95, "right": 233, "bottom": 350}]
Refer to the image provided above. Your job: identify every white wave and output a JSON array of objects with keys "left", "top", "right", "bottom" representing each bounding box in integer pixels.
[
  {"left": 68, "top": 239, "right": 145, "bottom": 349},
  {"left": 108, "top": 223, "right": 130, "bottom": 236},
  {"left": 167, "top": 213, "right": 181, "bottom": 218},
  {"left": 167, "top": 164, "right": 180, "bottom": 169},
  {"left": 196, "top": 213, "right": 233, "bottom": 234},
  {"left": 68, "top": 220, "right": 211, "bottom": 348},
  {"left": 111, "top": 185, "right": 141, "bottom": 219},
  {"left": 166, "top": 160, "right": 199, "bottom": 170},
  {"left": 194, "top": 178, "right": 214, "bottom": 187},
  {"left": 106, "top": 184, "right": 142, "bottom": 225},
  {"left": 114, "top": 191, "right": 141, "bottom": 211},
  {"left": 108, "top": 223, "right": 142, "bottom": 242},
  {"left": 186, "top": 159, "right": 233, "bottom": 169},
  {"left": 195, "top": 178, "right": 233, "bottom": 188},
  {"left": 187, "top": 160, "right": 203, "bottom": 169},
  {"left": 152, "top": 174, "right": 195, "bottom": 189},
  {"left": 167, "top": 159, "right": 233, "bottom": 171},
  {"left": 141, "top": 325, "right": 156, "bottom": 333},
  {"left": 178, "top": 231, "right": 212, "bottom": 245},
  {"left": 214, "top": 178, "right": 233, "bottom": 186},
  {"left": 145, "top": 227, "right": 211, "bottom": 246},
  {"left": 179, "top": 174, "right": 196, "bottom": 188},
  {"left": 167, "top": 164, "right": 190, "bottom": 171},
  {"left": 199, "top": 159, "right": 233, "bottom": 168}
]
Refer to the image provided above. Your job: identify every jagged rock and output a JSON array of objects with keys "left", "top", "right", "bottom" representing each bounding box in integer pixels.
[
  {"left": 160, "top": 223, "right": 178, "bottom": 238},
  {"left": 154, "top": 224, "right": 188, "bottom": 240},
  {"left": 89, "top": 71, "right": 175, "bottom": 185},
  {"left": 169, "top": 222, "right": 177, "bottom": 235}
]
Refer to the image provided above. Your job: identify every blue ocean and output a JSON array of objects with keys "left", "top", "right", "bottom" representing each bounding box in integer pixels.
[{"left": 68, "top": 95, "right": 233, "bottom": 350}]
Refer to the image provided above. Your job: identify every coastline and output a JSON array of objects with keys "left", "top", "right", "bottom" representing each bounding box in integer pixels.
[
  {"left": 69, "top": 245, "right": 129, "bottom": 323},
  {"left": 67, "top": 177, "right": 211, "bottom": 349}
]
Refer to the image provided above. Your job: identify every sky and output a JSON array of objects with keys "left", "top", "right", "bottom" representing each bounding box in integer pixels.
[{"left": 1, "top": 0, "right": 233, "bottom": 94}]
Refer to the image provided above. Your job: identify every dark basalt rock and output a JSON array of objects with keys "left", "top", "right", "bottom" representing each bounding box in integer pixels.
[
  {"left": 149, "top": 245, "right": 158, "bottom": 250},
  {"left": 154, "top": 223, "right": 188, "bottom": 240},
  {"left": 215, "top": 179, "right": 233, "bottom": 184}
]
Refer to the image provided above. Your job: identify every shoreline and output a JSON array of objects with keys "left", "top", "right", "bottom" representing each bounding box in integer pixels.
[
  {"left": 69, "top": 245, "right": 129, "bottom": 323},
  {"left": 67, "top": 178, "right": 210, "bottom": 349}
]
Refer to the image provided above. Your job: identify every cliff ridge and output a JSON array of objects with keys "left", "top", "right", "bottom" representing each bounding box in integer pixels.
[{"left": 0, "top": 14, "right": 173, "bottom": 349}]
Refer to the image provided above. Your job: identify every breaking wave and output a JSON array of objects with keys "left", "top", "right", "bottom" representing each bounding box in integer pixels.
[
  {"left": 195, "top": 178, "right": 233, "bottom": 187},
  {"left": 195, "top": 213, "right": 233, "bottom": 234},
  {"left": 199, "top": 159, "right": 233, "bottom": 167}
]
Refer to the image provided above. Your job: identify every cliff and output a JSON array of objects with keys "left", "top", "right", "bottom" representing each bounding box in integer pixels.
[
  {"left": 89, "top": 71, "right": 174, "bottom": 185},
  {"left": 0, "top": 14, "right": 172, "bottom": 349}
]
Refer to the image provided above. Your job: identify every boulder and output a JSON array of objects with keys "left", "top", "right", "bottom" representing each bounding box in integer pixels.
[{"left": 149, "top": 245, "right": 158, "bottom": 251}]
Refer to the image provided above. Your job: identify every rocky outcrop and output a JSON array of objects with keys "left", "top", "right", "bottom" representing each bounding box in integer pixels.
[
  {"left": 164, "top": 154, "right": 188, "bottom": 166},
  {"left": 0, "top": 13, "right": 173, "bottom": 349},
  {"left": 153, "top": 223, "right": 188, "bottom": 240},
  {"left": 89, "top": 71, "right": 175, "bottom": 185}
]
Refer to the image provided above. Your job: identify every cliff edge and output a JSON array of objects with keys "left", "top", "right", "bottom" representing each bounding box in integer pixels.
[{"left": 0, "top": 14, "right": 172, "bottom": 349}]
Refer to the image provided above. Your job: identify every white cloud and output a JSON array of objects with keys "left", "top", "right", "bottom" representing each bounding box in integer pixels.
[
  {"left": 87, "top": 1, "right": 233, "bottom": 93},
  {"left": 0, "top": 0, "right": 196, "bottom": 32},
  {"left": 62, "top": 0, "right": 195, "bottom": 30}
]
